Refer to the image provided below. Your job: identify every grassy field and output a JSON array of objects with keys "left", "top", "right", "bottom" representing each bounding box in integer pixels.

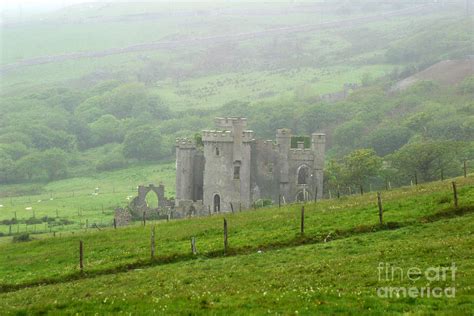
[
  {"left": 0, "top": 162, "right": 175, "bottom": 236},
  {"left": 0, "top": 175, "right": 472, "bottom": 313}
]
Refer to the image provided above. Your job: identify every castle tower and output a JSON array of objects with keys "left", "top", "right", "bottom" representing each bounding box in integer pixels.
[
  {"left": 175, "top": 138, "right": 196, "bottom": 204},
  {"left": 202, "top": 118, "right": 254, "bottom": 212}
]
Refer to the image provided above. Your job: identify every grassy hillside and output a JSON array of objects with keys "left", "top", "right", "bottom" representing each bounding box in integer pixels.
[
  {"left": 0, "top": 175, "right": 472, "bottom": 314},
  {"left": 0, "top": 162, "right": 175, "bottom": 236}
]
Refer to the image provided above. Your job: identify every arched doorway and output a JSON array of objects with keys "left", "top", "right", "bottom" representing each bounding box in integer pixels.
[
  {"left": 297, "top": 165, "right": 310, "bottom": 185},
  {"left": 213, "top": 194, "right": 221, "bottom": 213},
  {"left": 145, "top": 191, "right": 159, "bottom": 209}
]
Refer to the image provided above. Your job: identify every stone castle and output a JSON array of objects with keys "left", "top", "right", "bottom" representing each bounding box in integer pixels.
[{"left": 175, "top": 117, "right": 325, "bottom": 215}]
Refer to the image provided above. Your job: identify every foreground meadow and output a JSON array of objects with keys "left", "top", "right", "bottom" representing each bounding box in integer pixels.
[{"left": 0, "top": 176, "right": 472, "bottom": 314}]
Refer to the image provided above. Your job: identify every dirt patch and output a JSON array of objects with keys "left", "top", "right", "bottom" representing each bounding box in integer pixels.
[{"left": 392, "top": 59, "right": 474, "bottom": 91}]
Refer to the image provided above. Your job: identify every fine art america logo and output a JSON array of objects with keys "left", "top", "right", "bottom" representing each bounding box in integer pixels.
[{"left": 377, "top": 262, "right": 457, "bottom": 298}]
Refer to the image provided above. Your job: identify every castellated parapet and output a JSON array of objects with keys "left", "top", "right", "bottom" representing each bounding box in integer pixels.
[{"left": 175, "top": 117, "right": 325, "bottom": 215}]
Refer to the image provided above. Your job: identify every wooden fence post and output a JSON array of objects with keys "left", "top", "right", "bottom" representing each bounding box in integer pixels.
[
  {"left": 279, "top": 194, "right": 281, "bottom": 208},
  {"left": 360, "top": 185, "right": 364, "bottom": 196},
  {"left": 414, "top": 172, "right": 418, "bottom": 186},
  {"left": 230, "top": 203, "right": 234, "bottom": 213},
  {"left": 113, "top": 218, "right": 117, "bottom": 229},
  {"left": 452, "top": 182, "right": 458, "bottom": 208},
  {"left": 208, "top": 205, "right": 211, "bottom": 216},
  {"left": 239, "top": 203, "right": 242, "bottom": 212},
  {"left": 464, "top": 160, "right": 467, "bottom": 178},
  {"left": 143, "top": 211, "right": 146, "bottom": 226},
  {"left": 79, "top": 240, "right": 84, "bottom": 272},
  {"left": 300, "top": 206, "right": 305, "bottom": 235},
  {"left": 151, "top": 225, "right": 156, "bottom": 260},
  {"left": 377, "top": 192, "right": 383, "bottom": 225},
  {"left": 314, "top": 186, "right": 318, "bottom": 202},
  {"left": 9, "top": 225, "right": 11, "bottom": 236},
  {"left": 191, "top": 237, "right": 197, "bottom": 255},
  {"left": 223, "top": 218, "right": 228, "bottom": 254}
]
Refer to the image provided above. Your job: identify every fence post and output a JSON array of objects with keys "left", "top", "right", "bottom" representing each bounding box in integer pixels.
[
  {"left": 452, "top": 182, "right": 458, "bottom": 208},
  {"left": 239, "top": 203, "right": 241, "bottom": 212},
  {"left": 79, "top": 240, "right": 84, "bottom": 272},
  {"left": 208, "top": 205, "right": 211, "bottom": 216},
  {"left": 314, "top": 186, "right": 318, "bottom": 202},
  {"left": 223, "top": 218, "right": 228, "bottom": 254},
  {"left": 377, "top": 192, "right": 383, "bottom": 226},
  {"left": 279, "top": 194, "right": 281, "bottom": 208},
  {"left": 14, "top": 211, "right": 17, "bottom": 220},
  {"left": 464, "top": 160, "right": 467, "bottom": 178},
  {"left": 414, "top": 172, "right": 418, "bottom": 186},
  {"left": 9, "top": 225, "right": 12, "bottom": 236},
  {"left": 151, "top": 225, "right": 156, "bottom": 260},
  {"left": 191, "top": 237, "right": 197, "bottom": 255},
  {"left": 300, "top": 206, "right": 305, "bottom": 235},
  {"left": 230, "top": 202, "right": 234, "bottom": 213},
  {"left": 360, "top": 185, "right": 364, "bottom": 196},
  {"left": 143, "top": 211, "right": 146, "bottom": 226},
  {"left": 113, "top": 218, "right": 117, "bottom": 229}
]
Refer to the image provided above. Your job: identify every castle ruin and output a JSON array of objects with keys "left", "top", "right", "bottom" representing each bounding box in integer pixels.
[{"left": 175, "top": 117, "right": 325, "bottom": 214}]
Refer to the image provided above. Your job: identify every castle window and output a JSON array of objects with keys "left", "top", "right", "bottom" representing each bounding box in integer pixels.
[
  {"left": 215, "top": 147, "right": 220, "bottom": 156},
  {"left": 234, "top": 166, "right": 240, "bottom": 180},
  {"left": 297, "top": 165, "right": 310, "bottom": 185}
]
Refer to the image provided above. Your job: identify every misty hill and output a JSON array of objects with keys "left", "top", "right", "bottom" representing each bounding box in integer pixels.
[{"left": 0, "top": 1, "right": 473, "bottom": 188}]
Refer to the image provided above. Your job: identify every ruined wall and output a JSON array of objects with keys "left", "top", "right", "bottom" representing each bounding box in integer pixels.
[{"left": 251, "top": 139, "right": 279, "bottom": 202}]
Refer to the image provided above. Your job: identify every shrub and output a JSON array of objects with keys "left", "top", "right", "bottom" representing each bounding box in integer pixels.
[{"left": 13, "top": 233, "right": 31, "bottom": 243}]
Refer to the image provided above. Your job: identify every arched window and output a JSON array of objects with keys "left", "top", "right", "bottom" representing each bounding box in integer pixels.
[
  {"left": 297, "top": 165, "right": 310, "bottom": 185},
  {"left": 213, "top": 194, "right": 221, "bottom": 213}
]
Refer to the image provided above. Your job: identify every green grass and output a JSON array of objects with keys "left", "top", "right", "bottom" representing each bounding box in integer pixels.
[
  {"left": 0, "top": 178, "right": 472, "bottom": 314},
  {"left": 0, "top": 162, "right": 175, "bottom": 235},
  {"left": 0, "top": 175, "right": 472, "bottom": 287}
]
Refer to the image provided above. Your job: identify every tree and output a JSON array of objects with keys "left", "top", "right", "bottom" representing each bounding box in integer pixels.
[
  {"left": 362, "top": 126, "right": 412, "bottom": 156},
  {"left": 123, "top": 126, "right": 166, "bottom": 161},
  {"left": 389, "top": 141, "right": 464, "bottom": 183},
  {"left": 38, "top": 149, "right": 69, "bottom": 181},
  {"left": 89, "top": 114, "right": 124, "bottom": 146},
  {"left": 342, "top": 149, "right": 382, "bottom": 193},
  {"left": 16, "top": 152, "right": 43, "bottom": 180}
]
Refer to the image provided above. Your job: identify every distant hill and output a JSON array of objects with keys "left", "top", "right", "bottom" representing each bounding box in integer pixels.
[{"left": 392, "top": 58, "right": 474, "bottom": 91}]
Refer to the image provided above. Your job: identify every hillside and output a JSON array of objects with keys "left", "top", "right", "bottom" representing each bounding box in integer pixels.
[
  {"left": 392, "top": 58, "right": 474, "bottom": 91},
  {"left": 0, "top": 175, "right": 472, "bottom": 314}
]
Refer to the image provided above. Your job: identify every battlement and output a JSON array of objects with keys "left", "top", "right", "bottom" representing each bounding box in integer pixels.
[
  {"left": 202, "top": 130, "right": 255, "bottom": 143},
  {"left": 215, "top": 117, "right": 248, "bottom": 130},
  {"left": 175, "top": 137, "right": 196, "bottom": 149},
  {"left": 202, "top": 130, "right": 234, "bottom": 142}
]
